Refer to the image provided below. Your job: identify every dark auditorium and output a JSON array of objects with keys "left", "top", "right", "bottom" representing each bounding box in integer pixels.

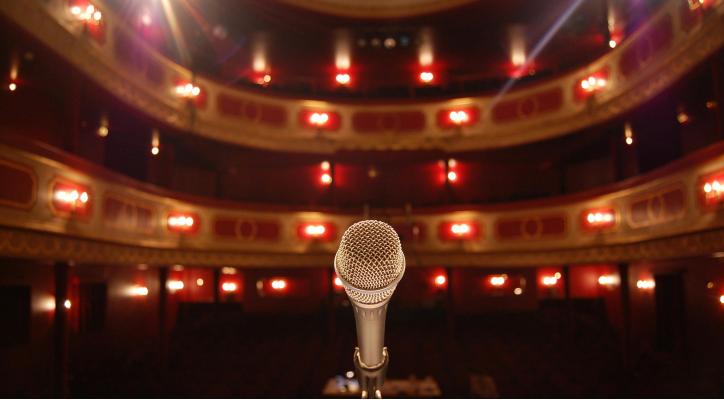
[{"left": 0, "top": 0, "right": 723, "bottom": 398}]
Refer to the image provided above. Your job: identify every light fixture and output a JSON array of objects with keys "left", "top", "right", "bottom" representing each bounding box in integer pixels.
[
  {"left": 676, "top": 105, "right": 690, "bottom": 124},
  {"left": 321, "top": 173, "right": 333, "bottom": 185},
  {"left": 598, "top": 275, "right": 619, "bottom": 286},
  {"left": 151, "top": 129, "right": 160, "bottom": 155},
  {"left": 434, "top": 274, "right": 447, "bottom": 287},
  {"left": 303, "top": 224, "right": 326, "bottom": 238},
  {"left": 167, "top": 213, "right": 198, "bottom": 233},
  {"left": 580, "top": 75, "right": 607, "bottom": 92},
  {"left": 63, "top": 299, "right": 72, "bottom": 309},
  {"left": 167, "top": 280, "right": 185, "bottom": 291},
  {"left": 335, "top": 73, "right": 351, "bottom": 86},
  {"left": 196, "top": 278, "right": 204, "bottom": 286},
  {"left": 70, "top": 3, "right": 102, "bottom": 24},
  {"left": 608, "top": 39, "right": 617, "bottom": 48},
  {"left": 221, "top": 282, "right": 238, "bottom": 293},
  {"left": 175, "top": 82, "right": 201, "bottom": 98},
  {"left": 489, "top": 275, "right": 507, "bottom": 287},
  {"left": 419, "top": 71, "right": 434, "bottom": 84},
  {"left": 97, "top": 114, "right": 109, "bottom": 137},
  {"left": 583, "top": 208, "right": 616, "bottom": 231},
  {"left": 450, "top": 223, "right": 471, "bottom": 236},
  {"left": 636, "top": 279, "right": 655, "bottom": 290},
  {"left": 129, "top": 285, "right": 149, "bottom": 296},
  {"left": 334, "top": 276, "right": 343, "bottom": 288},
  {"left": 309, "top": 112, "right": 330, "bottom": 127},
  {"left": 270, "top": 279, "right": 287, "bottom": 290},
  {"left": 8, "top": 82, "right": 17, "bottom": 91},
  {"left": 448, "top": 110, "right": 470, "bottom": 125},
  {"left": 624, "top": 122, "right": 634, "bottom": 146},
  {"left": 542, "top": 275, "right": 559, "bottom": 287}
]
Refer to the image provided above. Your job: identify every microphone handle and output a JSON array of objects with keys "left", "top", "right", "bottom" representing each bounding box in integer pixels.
[{"left": 352, "top": 301, "right": 389, "bottom": 367}]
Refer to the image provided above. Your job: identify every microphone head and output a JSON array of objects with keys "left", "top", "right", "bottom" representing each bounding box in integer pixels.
[{"left": 334, "top": 220, "right": 405, "bottom": 305}]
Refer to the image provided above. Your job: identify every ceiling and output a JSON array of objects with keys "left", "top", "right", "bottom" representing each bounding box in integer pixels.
[{"left": 106, "top": 0, "right": 663, "bottom": 99}]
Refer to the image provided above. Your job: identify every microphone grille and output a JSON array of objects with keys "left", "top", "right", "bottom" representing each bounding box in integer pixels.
[{"left": 334, "top": 220, "right": 405, "bottom": 305}]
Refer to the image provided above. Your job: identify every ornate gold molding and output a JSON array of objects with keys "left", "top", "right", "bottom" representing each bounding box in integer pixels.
[
  {"left": 278, "top": 0, "right": 476, "bottom": 19},
  {"left": 0, "top": 0, "right": 721, "bottom": 153},
  {"left": 1, "top": 225, "right": 721, "bottom": 267}
]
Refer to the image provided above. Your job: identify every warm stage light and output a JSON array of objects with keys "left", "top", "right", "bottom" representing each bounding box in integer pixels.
[
  {"left": 335, "top": 73, "right": 351, "bottom": 85},
  {"left": 434, "top": 274, "right": 447, "bottom": 287},
  {"left": 8, "top": 82, "right": 17, "bottom": 91},
  {"left": 580, "top": 76, "right": 607, "bottom": 92},
  {"left": 419, "top": 71, "right": 434, "bottom": 84},
  {"left": 609, "top": 39, "right": 617, "bottom": 48},
  {"left": 222, "top": 282, "right": 238, "bottom": 293},
  {"left": 196, "top": 278, "right": 204, "bottom": 286},
  {"left": 334, "top": 276, "right": 343, "bottom": 288},
  {"left": 320, "top": 161, "right": 331, "bottom": 171},
  {"left": 63, "top": 299, "right": 72, "bottom": 309},
  {"left": 598, "top": 275, "right": 619, "bottom": 286},
  {"left": 447, "top": 171, "right": 458, "bottom": 182},
  {"left": 450, "top": 223, "right": 471, "bottom": 236},
  {"left": 271, "top": 279, "right": 287, "bottom": 290},
  {"left": 304, "top": 224, "right": 326, "bottom": 237},
  {"left": 720, "top": 295, "right": 724, "bottom": 305},
  {"left": 321, "top": 173, "right": 333, "bottom": 185},
  {"left": 489, "top": 275, "right": 507, "bottom": 287},
  {"left": 636, "top": 279, "right": 655, "bottom": 290},
  {"left": 175, "top": 83, "right": 201, "bottom": 98},
  {"left": 130, "top": 285, "right": 149, "bottom": 296},
  {"left": 309, "top": 112, "right": 330, "bottom": 127},
  {"left": 542, "top": 275, "right": 559, "bottom": 287},
  {"left": 513, "top": 287, "right": 523, "bottom": 295},
  {"left": 167, "top": 280, "right": 185, "bottom": 291},
  {"left": 448, "top": 110, "right": 470, "bottom": 125}
]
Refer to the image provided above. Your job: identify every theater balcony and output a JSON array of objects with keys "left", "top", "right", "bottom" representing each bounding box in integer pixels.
[{"left": 0, "top": 0, "right": 723, "bottom": 397}]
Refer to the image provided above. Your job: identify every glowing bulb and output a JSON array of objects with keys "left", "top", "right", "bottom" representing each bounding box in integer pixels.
[
  {"left": 196, "top": 278, "right": 204, "bottom": 286},
  {"left": 320, "top": 161, "right": 331, "bottom": 171},
  {"left": 434, "top": 274, "right": 447, "bottom": 286},
  {"left": 271, "top": 279, "right": 287, "bottom": 290},
  {"left": 609, "top": 39, "right": 617, "bottom": 48},
  {"left": 704, "top": 183, "right": 712, "bottom": 193},
  {"left": 489, "top": 275, "right": 507, "bottom": 286},
  {"left": 720, "top": 295, "right": 724, "bottom": 304},
  {"left": 320, "top": 173, "right": 333, "bottom": 185},
  {"left": 448, "top": 110, "right": 469, "bottom": 125},
  {"left": 8, "top": 82, "right": 17, "bottom": 91},
  {"left": 334, "top": 277, "right": 343, "bottom": 287},
  {"left": 79, "top": 192, "right": 89, "bottom": 203},
  {"left": 151, "top": 146, "right": 159, "bottom": 155},
  {"left": 310, "top": 112, "right": 330, "bottom": 127},
  {"left": 222, "top": 282, "right": 238, "bottom": 292},
  {"left": 636, "top": 279, "right": 655, "bottom": 290},
  {"left": 625, "top": 137, "right": 633, "bottom": 145},
  {"left": 263, "top": 74, "right": 272, "bottom": 83},
  {"left": 335, "top": 73, "right": 351, "bottom": 85},
  {"left": 513, "top": 287, "right": 523, "bottom": 295},
  {"left": 130, "top": 285, "right": 149, "bottom": 296},
  {"left": 167, "top": 280, "right": 184, "bottom": 291},
  {"left": 447, "top": 171, "right": 458, "bottom": 182},
  {"left": 450, "top": 223, "right": 471, "bottom": 236},
  {"left": 63, "top": 299, "right": 71, "bottom": 309},
  {"left": 304, "top": 224, "right": 326, "bottom": 237},
  {"left": 542, "top": 276, "right": 558, "bottom": 286},
  {"left": 419, "top": 71, "right": 434, "bottom": 83}
]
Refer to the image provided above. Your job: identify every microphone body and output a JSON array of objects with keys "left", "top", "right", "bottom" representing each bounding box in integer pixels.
[{"left": 334, "top": 220, "right": 405, "bottom": 398}]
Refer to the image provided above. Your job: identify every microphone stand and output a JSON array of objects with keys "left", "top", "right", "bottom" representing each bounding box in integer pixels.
[{"left": 354, "top": 347, "right": 389, "bottom": 399}]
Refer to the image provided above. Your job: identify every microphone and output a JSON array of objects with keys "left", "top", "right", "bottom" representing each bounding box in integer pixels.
[{"left": 334, "top": 220, "right": 405, "bottom": 399}]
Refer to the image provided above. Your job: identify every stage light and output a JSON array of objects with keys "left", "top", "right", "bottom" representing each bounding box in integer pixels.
[
  {"left": 175, "top": 83, "right": 201, "bottom": 98},
  {"left": 598, "top": 275, "right": 619, "bottom": 286},
  {"left": 64, "top": 299, "right": 72, "bottom": 309},
  {"left": 450, "top": 223, "right": 471, "bottom": 236},
  {"left": 151, "top": 129, "right": 160, "bottom": 155},
  {"left": 489, "top": 275, "right": 507, "bottom": 287},
  {"left": 271, "top": 279, "right": 287, "bottom": 291},
  {"left": 720, "top": 295, "right": 724, "bottom": 305},
  {"left": 167, "top": 213, "right": 197, "bottom": 233},
  {"left": 542, "top": 275, "right": 559, "bottom": 287},
  {"left": 447, "top": 171, "right": 458, "bottom": 182},
  {"left": 448, "top": 110, "right": 469, "bottom": 125},
  {"left": 334, "top": 276, "right": 343, "bottom": 288},
  {"left": 167, "top": 280, "right": 185, "bottom": 291},
  {"left": 580, "top": 75, "right": 607, "bottom": 92},
  {"left": 304, "top": 224, "right": 326, "bottom": 237},
  {"left": 419, "top": 71, "right": 434, "bottom": 84},
  {"left": 321, "top": 173, "right": 333, "bottom": 185},
  {"left": 309, "top": 112, "right": 330, "bottom": 127},
  {"left": 335, "top": 73, "right": 351, "bottom": 85},
  {"left": 222, "top": 282, "right": 238, "bottom": 293},
  {"left": 583, "top": 208, "right": 616, "bottom": 231},
  {"left": 196, "top": 278, "right": 204, "bottom": 286},
  {"left": 636, "top": 279, "right": 655, "bottom": 290},
  {"left": 8, "top": 82, "right": 16, "bottom": 91},
  {"left": 608, "top": 39, "right": 617, "bottom": 48},
  {"left": 513, "top": 287, "right": 523, "bottom": 295},
  {"left": 624, "top": 122, "right": 634, "bottom": 146},
  {"left": 434, "top": 274, "right": 447, "bottom": 287},
  {"left": 130, "top": 285, "right": 149, "bottom": 296}
]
